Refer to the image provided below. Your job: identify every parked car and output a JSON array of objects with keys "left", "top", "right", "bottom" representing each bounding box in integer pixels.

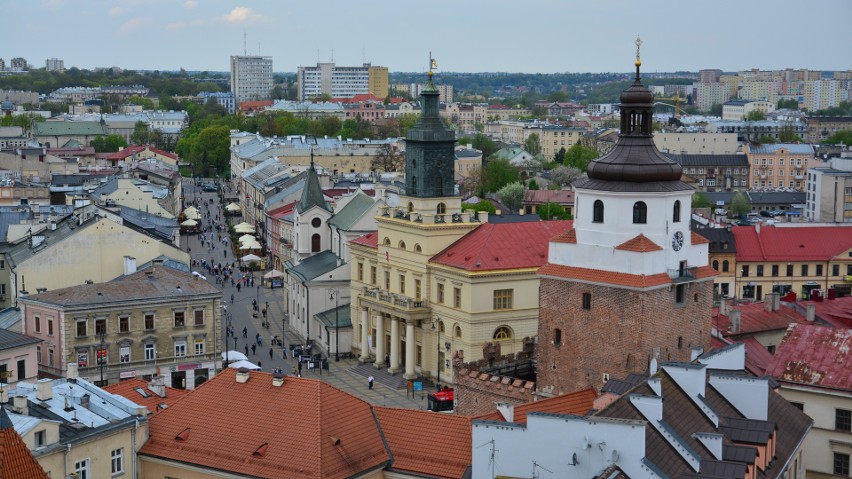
[{"left": 759, "top": 210, "right": 773, "bottom": 217}]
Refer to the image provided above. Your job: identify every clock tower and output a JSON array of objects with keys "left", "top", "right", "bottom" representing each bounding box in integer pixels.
[{"left": 536, "top": 39, "right": 716, "bottom": 393}]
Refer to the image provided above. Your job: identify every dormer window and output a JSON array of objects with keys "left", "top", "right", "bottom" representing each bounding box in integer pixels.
[{"left": 633, "top": 202, "right": 647, "bottom": 224}]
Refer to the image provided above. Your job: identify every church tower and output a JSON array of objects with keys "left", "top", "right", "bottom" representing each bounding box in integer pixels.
[{"left": 536, "top": 39, "right": 716, "bottom": 394}]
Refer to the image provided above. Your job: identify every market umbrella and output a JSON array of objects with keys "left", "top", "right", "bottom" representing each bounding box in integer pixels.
[
  {"left": 227, "top": 360, "right": 261, "bottom": 370},
  {"left": 192, "top": 271, "right": 207, "bottom": 280},
  {"left": 240, "top": 242, "right": 262, "bottom": 250},
  {"left": 263, "top": 269, "right": 285, "bottom": 279},
  {"left": 181, "top": 219, "right": 198, "bottom": 226},
  {"left": 239, "top": 234, "right": 257, "bottom": 243},
  {"left": 225, "top": 203, "right": 241, "bottom": 212},
  {"left": 234, "top": 222, "right": 253, "bottom": 229},
  {"left": 235, "top": 226, "right": 256, "bottom": 234},
  {"left": 222, "top": 351, "right": 248, "bottom": 361},
  {"left": 241, "top": 254, "right": 262, "bottom": 262}
]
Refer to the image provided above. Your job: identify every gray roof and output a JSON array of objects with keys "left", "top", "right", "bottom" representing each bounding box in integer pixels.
[
  {"left": 314, "top": 303, "right": 352, "bottom": 328},
  {"left": 328, "top": 192, "right": 375, "bottom": 230},
  {"left": 0, "top": 328, "right": 41, "bottom": 350},
  {"left": 691, "top": 225, "right": 736, "bottom": 253},
  {"left": 264, "top": 176, "right": 306, "bottom": 209},
  {"left": 663, "top": 154, "right": 750, "bottom": 167},
  {"left": 702, "top": 191, "right": 806, "bottom": 206},
  {"left": 0, "top": 210, "right": 32, "bottom": 243},
  {"left": 0, "top": 308, "right": 21, "bottom": 330},
  {"left": 287, "top": 251, "right": 341, "bottom": 283},
  {"left": 748, "top": 144, "right": 814, "bottom": 155},
  {"left": 33, "top": 121, "right": 108, "bottom": 137},
  {"left": 19, "top": 265, "right": 218, "bottom": 309},
  {"left": 115, "top": 206, "right": 179, "bottom": 242}
]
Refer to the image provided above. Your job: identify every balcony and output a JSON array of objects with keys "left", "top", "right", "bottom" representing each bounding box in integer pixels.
[
  {"left": 668, "top": 267, "right": 699, "bottom": 283},
  {"left": 361, "top": 287, "right": 431, "bottom": 319}
]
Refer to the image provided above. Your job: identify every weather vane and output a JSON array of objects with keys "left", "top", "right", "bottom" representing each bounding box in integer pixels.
[
  {"left": 428, "top": 51, "right": 438, "bottom": 78},
  {"left": 635, "top": 35, "right": 642, "bottom": 64}
]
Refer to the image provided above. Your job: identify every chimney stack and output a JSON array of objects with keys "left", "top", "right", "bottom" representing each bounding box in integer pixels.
[
  {"left": 772, "top": 292, "right": 781, "bottom": 311},
  {"left": 148, "top": 375, "right": 166, "bottom": 397},
  {"left": 729, "top": 310, "right": 742, "bottom": 334},
  {"left": 806, "top": 304, "right": 816, "bottom": 322},
  {"left": 12, "top": 395, "right": 28, "bottom": 415},
  {"left": 496, "top": 402, "right": 515, "bottom": 423},
  {"left": 272, "top": 373, "right": 285, "bottom": 387},
  {"left": 755, "top": 222, "right": 761, "bottom": 234},
  {"left": 719, "top": 297, "right": 728, "bottom": 316},
  {"left": 66, "top": 362, "right": 78, "bottom": 380},
  {"left": 236, "top": 368, "right": 250, "bottom": 383},
  {"left": 36, "top": 378, "right": 53, "bottom": 402},
  {"left": 123, "top": 256, "right": 137, "bottom": 275}
]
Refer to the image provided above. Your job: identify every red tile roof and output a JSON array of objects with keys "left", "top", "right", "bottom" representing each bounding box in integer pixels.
[
  {"left": 733, "top": 225, "right": 852, "bottom": 262},
  {"left": 103, "top": 378, "right": 190, "bottom": 415},
  {"left": 140, "top": 369, "right": 390, "bottom": 478},
  {"left": 101, "top": 145, "right": 178, "bottom": 161},
  {"left": 350, "top": 231, "right": 378, "bottom": 249},
  {"left": 267, "top": 201, "right": 297, "bottom": 219},
  {"left": 551, "top": 228, "right": 577, "bottom": 244},
  {"left": 614, "top": 234, "right": 663, "bottom": 252},
  {"left": 538, "top": 263, "right": 672, "bottom": 288},
  {"left": 374, "top": 408, "right": 471, "bottom": 479},
  {"left": 691, "top": 231, "right": 710, "bottom": 245},
  {"left": 523, "top": 189, "right": 574, "bottom": 206},
  {"left": 239, "top": 100, "right": 274, "bottom": 111},
  {"left": 740, "top": 337, "right": 775, "bottom": 376},
  {"left": 476, "top": 388, "right": 596, "bottom": 423},
  {"left": 799, "top": 297, "right": 852, "bottom": 328},
  {"left": 431, "top": 221, "right": 572, "bottom": 272},
  {"left": 323, "top": 188, "right": 376, "bottom": 198},
  {"left": 0, "top": 410, "right": 51, "bottom": 479},
  {"left": 713, "top": 302, "right": 808, "bottom": 336},
  {"left": 765, "top": 324, "right": 852, "bottom": 390}
]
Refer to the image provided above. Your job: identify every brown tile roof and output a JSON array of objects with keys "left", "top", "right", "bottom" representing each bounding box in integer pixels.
[
  {"left": 140, "top": 369, "right": 390, "bottom": 478},
  {"left": 538, "top": 263, "right": 672, "bottom": 289},
  {"left": 350, "top": 231, "right": 378, "bottom": 249},
  {"left": 765, "top": 324, "right": 852, "bottom": 390},
  {"left": 614, "top": 234, "right": 663, "bottom": 252},
  {"left": 20, "top": 266, "right": 220, "bottom": 308},
  {"left": 0, "top": 409, "right": 51, "bottom": 479},
  {"left": 103, "top": 378, "right": 190, "bottom": 415},
  {"left": 550, "top": 228, "right": 577, "bottom": 244},
  {"left": 476, "top": 388, "right": 597, "bottom": 423},
  {"left": 523, "top": 189, "right": 574, "bottom": 206},
  {"left": 691, "top": 231, "right": 711, "bottom": 245},
  {"left": 374, "top": 407, "right": 471, "bottom": 479},
  {"left": 713, "top": 302, "right": 808, "bottom": 336}
]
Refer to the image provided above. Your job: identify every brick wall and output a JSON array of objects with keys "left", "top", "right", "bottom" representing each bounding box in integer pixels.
[
  {"left": 537, "top": 277, "right": 713, "bottom": 395},
  {"left": 451, "top": 341, "right": 536, "bottom": 416}
]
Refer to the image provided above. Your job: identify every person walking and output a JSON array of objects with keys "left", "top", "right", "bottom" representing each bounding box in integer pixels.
[
  {"left": 251, "top": 344, "right": 256, "bottom": 355},
  {"left": 384, "top": 354, "right": 390, "bottom": 369},
  {"left": 368, "top": 375, "right": 374, "bottom": 390},
  {"left": 269, "top": 348, "right": 274, "bottom": 360},
  {"left": 242, "top": 326, "right": 248, "bottom": 338},
  {"left": 244, "top": 344, "right": 249, "bottom": 356}
]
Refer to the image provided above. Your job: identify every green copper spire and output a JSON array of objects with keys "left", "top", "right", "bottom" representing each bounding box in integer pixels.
[{"left": 297, "top": 152, "right": 332, "bottom": 214}]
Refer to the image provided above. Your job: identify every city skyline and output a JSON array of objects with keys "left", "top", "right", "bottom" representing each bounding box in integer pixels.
[{"left": 3, "top": 0, "right": 850, "bottom": 74}]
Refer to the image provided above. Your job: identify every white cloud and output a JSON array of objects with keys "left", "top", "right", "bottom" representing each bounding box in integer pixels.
[
  {"left": 40, "top": 0, "right": 66, "bottom": 12},
  {"left": 184, "top": 0, "right": 198, "bottom": 9},
  {"left": 218, "top": 6, "right": 268, "bottom": 24},
  {"left": 109, "top": 6, "right": 125, "bottom": 16},
  {"left": 166, "top": 21, "right": 186, "bottom": 31},
  {"left": 119, "top": 17, "right": 147, "bottom": 33}
]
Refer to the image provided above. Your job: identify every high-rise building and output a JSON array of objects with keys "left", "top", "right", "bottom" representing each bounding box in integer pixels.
[
  {"left": 229, "top": 55, "right": 273, "bottom": 103},
  {"left": 45, "top": 57, "right": 64, "bottom": 72},
  {"left": 698, "top": 68, "right": 722, "bottom": 83},
  {"left": 405, "top": 83, "right": 453, "bottom": 103},
  {"left": 0, "top": 58, "right": 5, "bottom": 72},
  {"left": 693, "top": 81, "right": 731, "bottom": 112},
  {"left": 10, "top": 57, "right": 27, "bottom": 71},
  {"left": 297, "top": 62, "right": 388, "bottom": 100}
]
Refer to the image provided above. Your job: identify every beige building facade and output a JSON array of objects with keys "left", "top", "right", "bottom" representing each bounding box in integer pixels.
[
  {"left": 744, "top": 143, "right": 815, "bottom": 191},
  {"left": 653, "top": 132, "right": 740, "bottom": 155}
]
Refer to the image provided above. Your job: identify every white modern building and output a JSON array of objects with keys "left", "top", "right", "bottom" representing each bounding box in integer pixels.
[
  {"left": 297, "top": 62, "right": 387, "bottom": 101},
  {"left": 198, "top": 91, "right": 236, "bottom": 114},
  {"left": 230, "top": 55, "right": 273, "bottom": 103},
  {"left": 45, "top": 58, "right": 64, "bottom": 72}
]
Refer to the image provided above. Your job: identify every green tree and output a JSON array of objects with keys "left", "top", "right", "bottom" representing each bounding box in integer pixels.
[
  {"left": 538, "top": 202, "right": 572, "bottom": 221},
  {"left": 549, "top": 165, "right": 582, "bottom": 187},
  {"left": 462, "top": 200, "right": 497, "bottom": 214},
  {"left": 757, "top": 135, "right": 777, "bottom": 144},
  {"left": 126, "top": 95, "right": 155, "bottom": 109},
  {"left": 692, "top": 192, "right": 711, "bottom": 209},
  {"left": 524, "top": 133, "right": 542, "bottom": 156},
  {"left": 191, "top": 125, "right": 231, "bottom": 176},
  {"left": 745, "top": 110, "right": 766, "bottom": 121},
  {"left": 0, "top": 112, "right": 44, "bottom": 133},
  {"left": 527, "top": 178, "right": 540, "bottom": 190},
  {"left": 370, "top": 143, "right": 404, "bottom": 172},
  {"left": 482, "top": 158, "right": 519, "bottom": 193},
  {"left": 563, "top": 143, "right": 599, "bottom": 170},
  {"left": 470, "top": 133, "right": 498, "bottom": 160},
  {"left": 130, "top": 121, "right": 150, "bottom": 145},
  {"left": 554, "top": 147, "right": 566, "bottom": 164},
  {"left": 90, "top": 134, "right": 128, "bottom": 153},
  {"left": 496, "top": 182, "right": 525, "bottom": 213},
  {"left": 777, "top": 98, "right": 799, "bottom": 110},
  {"left": 826, "top": 130, "right": 852, "bottom": 145},
  {"left": 779, "top": 123, "right": 803, "bottom": 143},
  {"left": 730, "top": 191, "right": 752, "bottom": 217}
]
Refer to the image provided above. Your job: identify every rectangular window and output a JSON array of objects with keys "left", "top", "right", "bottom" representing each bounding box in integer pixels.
[
  {"left": 816, "top": 264, "right": 823, "bottom": 276},
  {"left": 35, "top": 430, "right": 46, "bottom": 447},
  {"left": 111, "top": 448, "right": 124, "bottom": 475},
  {"left": 801, "top": 264, "right": 809, "bottom": 276},
  {"left": 174, "top": 311, "right": 185, "bottom": 327},
  {"left": 75, "top": 459, "right": 90, "bottom": 479},
  {"left": 399, "top": 274, "right": 406, "bottom": 294},
  {"left": 95, "top": 318, "right": 106, "bottom": 336},
  {"left": 34, "top": 315, "right": 41, "bottom": 333},
  {"left": 119, "top": 316, "right": 129, "bottom": 333},
  {"left": 415, "top": 279, "right": 422, "bottom": 300},
  {"left": 582, "top": 293, "right": 591, "bottom": 309},
  {"left": 144, "top": 344, "right": 155, "bottom": 361},
  {"left": 36, "top": 345, "right": 42, "bottom": 364},
  {"left": 194, "top": 310, "right": 204, "bottom": 326},
  {"left": 48, "top": 319, "right": 53, "bottom": 336},
  {"left": 144, "top": 313, "right": 155, "bottom": 330},
  {"left": 835, "top": 453, "right": 850, "bottom": 477},
  {"left": 756, "top": 265, "right": 764, "bottom": 277},
  {"left": 370, "top": 266, "right": 377, "bottom": 285},
  {"left": 76, "top": 320, "right": 87, "bottom": 337},
  {"left": 174, "top": 341, "right": 187, "bottom": 358},
  {"left": 416, "top": 345, "right": 422, "bottom": 367},
  {"left": 833, "top": 264, "right": 840, "bottom": 276},
  {"left": 787, "top": 264, "right": 794, "bottom": 276},
  {"left": 676, "top": 284, "right": 686, "bottom": 305},
  {"left": 771, "top": 265, "right": 778, "bottom": 277},
  {"left": 837, "top": 408, "right": 852, "bottom": 432},
  {"left": 454, "top": 287, "right": 461, "bottom": 308},
  {"left": 742, "top": 265, "right": 749, "bottom": 277},
  {"left": 384, "top": 271, "right": 390, "bottom": 290},
  {"left": 493, "top": 289, "right": 513, "bottom": 310},
  {"left": 119, "top": 345, "right": 130, "bottom": 364},
  {"left": 357, "top": 263, "right": 363, "bottom": 281},
  {"left": 194, "top": 338, "right": 205, "bottom": 356},
  {"left": 437, "top": 283, "right": 444, "bottom": 304},
  {"left": 48, "top": 348, "right": 54, "bottom": 367}
]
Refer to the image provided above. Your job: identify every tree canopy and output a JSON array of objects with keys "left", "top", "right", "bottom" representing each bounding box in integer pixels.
[
  {"left": 825, "top": 130, "right": 852, "bottom": 145},
  {"left": 549, "top": 165, "right": 583, "bottom": 187},
  {"left": 524, "top": 133, "right": 542, "bottom": 156},
  {"left": 496, "top": 182, "right": 525, "bottom": 213},
  {"left": 482, "top": 158, "right": 519, "bottom": 194},
  {"left": 692, "top": 192, "right": 711, "bottom": 209},
  {"left": 563, "top": 143, "right": 599, "bottom": 171},
  {"left": 730, "top": 191, "right": 752, "bottom": 217},
  {"left": 90, "top": 134, "right": 128, "bottom": 153},
  {"left": 371, "top": 143, "right": 404, "bottom": 172},
  {"left": 538, "top": 202, "right": 572, "bottom": 220}
]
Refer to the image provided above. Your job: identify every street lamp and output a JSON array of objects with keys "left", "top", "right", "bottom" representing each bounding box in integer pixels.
[
  {"left": 431, "top": 317, "right": 442, "bottom": 386},
  {"left": 327, "top": 288, "right": 340, "bottom": 362},
  {"left": 97, "top": 330, "right": 107, "bottom": 386}
]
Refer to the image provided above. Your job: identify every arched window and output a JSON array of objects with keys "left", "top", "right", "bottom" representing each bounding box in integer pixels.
[
  {"left": 414, "top": 244, "right": 422, "bottom": 253},
  {"left": 311, "top": 233, "right": 321, "bottom": 252},
  {"left": 383, "top": 237, "right": 391, "bottom": 246},
  {"left": 454, "top": 325, "right": 462, "bottom": 338},
  {"left": 593, "top": 200, "right": 604, "bottom": 223},
  {"left": 553, "top": 328, "right": 562, "bottom": 346},
  {"left": 398, "top": 241, "right": 406, "bottom": 250},
  {"left": 722, "top": 260, "right": 730, "bottom": 272},
  {"left": 493, "top": 326, "right": 512, "bottom": 340},
  {"left": 633, "top": 201, "right": 647, "bottom": 224},
  {"left": 712, "top": 260, "right": 719, "bottom": 271},
  {"left": 438, "top": 321, "right": 445, "bottom": 333},
  {"left": 437, "top": 203, "right": 446, "bottom": 215},
  {"left": 673, "top": 200, "right": 681, "bottom": 223}
]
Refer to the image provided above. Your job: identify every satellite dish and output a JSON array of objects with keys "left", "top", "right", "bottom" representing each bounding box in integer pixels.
[{"left": 570, "top": 453, "right": 579, "bottom": 466}]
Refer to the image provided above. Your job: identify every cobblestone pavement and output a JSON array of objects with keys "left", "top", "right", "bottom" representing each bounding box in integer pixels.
[{"left": 182, "top": 180, "right": 432, "bottom": 410}]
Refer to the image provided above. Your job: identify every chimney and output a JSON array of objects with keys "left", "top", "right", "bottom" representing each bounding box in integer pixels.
[
  {"left": 496, "top": 402, "right": 514, "bottom": 423},
  {"left": 772, "top": 292, "right": 781, "bottom": 311},
  {"left": 755, "top": 222, "right": 761, "bottom": 234},
  {"left": 66, "top": 362, "right": 78, "bottom": 380},
  {"left": 12, "top": 396, "right": 28, "bottom": 415},
  {"left": 806, "top": 303, "right": 816, "bottom": 322},
  {"left": 148, "top": 375, "right": 166, "bottom": 397},
  {"left": 0, "top": 389, "right": 8, "bottom": 404},
  {"left": 764, "top": 296, "right": 773, "bottom": 312},
  {"left": 719, "top": 297, "right": 728, "bottom": 316},
  {"left": 272, "top": 373, "right": 286, "bottom": 387},
  {"left": 36, "top": 378, "right": 53, "bottom": 401},
  {"left": 729, "top": 310, "right": 742, "bottom": 334},
  {"left": 123, "top": 256, "right": 137, "bottom": 275},
  {"left": 236, "top": 368, "right": 250, "bottom": 383}
]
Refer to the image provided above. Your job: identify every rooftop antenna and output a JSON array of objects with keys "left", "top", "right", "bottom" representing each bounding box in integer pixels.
[
  {"left": 477, "top": 439, "right": 497, "bottom": 479},
  {"left": 243, "top": 31, "right": 247, "bottom": 56},
  {"left": 331, "top": 48, "right": 334, "bottom": 63},
  {"left": 362, "top": 43, "right": 366, "bottom": 63},
  {"left": 531, "top": 460, "right": 554, "bottom": 479}
]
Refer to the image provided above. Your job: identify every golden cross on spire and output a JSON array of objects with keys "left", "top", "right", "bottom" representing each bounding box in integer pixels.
[{"left": 635, "top": 35, "right": 642, "bottom": 63}]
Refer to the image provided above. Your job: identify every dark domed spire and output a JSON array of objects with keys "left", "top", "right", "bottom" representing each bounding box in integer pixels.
[{"left": 578, "top": 37, "right": 687, "bottom": 191}]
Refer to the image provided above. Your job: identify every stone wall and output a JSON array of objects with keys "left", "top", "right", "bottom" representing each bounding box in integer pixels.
[{"left": 452, "top": 339, "right": 537, "bottom": 416}]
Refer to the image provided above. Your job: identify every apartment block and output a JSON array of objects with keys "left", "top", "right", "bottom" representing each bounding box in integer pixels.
[
  {"left": 230, "top": 55, "right": 273, "bottom": 103},
  {"left": 297, "top": 62, "right": 388, "bottom": 100}
]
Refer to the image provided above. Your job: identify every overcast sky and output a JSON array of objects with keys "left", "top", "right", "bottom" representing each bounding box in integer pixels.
[{"left": 5, "top": 0, "right": 851, "bottom": 74}]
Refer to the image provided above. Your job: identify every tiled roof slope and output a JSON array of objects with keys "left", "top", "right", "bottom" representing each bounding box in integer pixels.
[
  {"left": 614, "top": 233, "right": 663, "bottom": 252},
  {"left": 140, "top": 369, "right": 390, "bottom": 478},
  {"left": 374, "top": 407, "right": 471, "bottom": 479},
  {"left": 796, "top": 297, "right": 852, "bottom": 328},
  {"left": 539, "top": 263, "right": 672, "bottom": 289},
  {"left": 350, "top": 231, "right": 378, "bottom": 249},
  {"left": 0, "top": 329, "right": 41, "bottom": 351},
  {"left": 523, "top": 189, "right": 574, "bottom": 205},
  {"left": 714, "top": 302, "right": 808, "bottom": 336},
  {"left": 103, "top": 378, "right": 190, "bottom": 415},
  {"left": 765, "top": 324, "right": 852, "bottom": 390},
  {"left": 732, "top": 226, "right": 852, "bottom": 262},
  {"left": 431, "top": 220, "right": 571, "bottom": 271},
  {"left": 0, "top": 409, "right": 51, "bottom": 479},
  {"left": 476, "top": 388, "right": 596, "bottom": 423},
  {"left": 550, "top": 228, "right": 577, "bottom": 243}
]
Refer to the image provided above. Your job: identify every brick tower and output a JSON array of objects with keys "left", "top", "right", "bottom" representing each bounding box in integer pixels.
[{"left": 536, "top": 39, "right": 716, "bottom": 394}]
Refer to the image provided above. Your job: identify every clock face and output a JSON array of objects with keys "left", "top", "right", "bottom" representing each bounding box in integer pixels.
[{"left": 672, "top": 231, "right": 684, "bottom": 251}]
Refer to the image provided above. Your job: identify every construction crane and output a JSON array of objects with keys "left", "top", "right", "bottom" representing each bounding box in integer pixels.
[{"left": 654, "top": 91, "right": 687, "bottom": 118}]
